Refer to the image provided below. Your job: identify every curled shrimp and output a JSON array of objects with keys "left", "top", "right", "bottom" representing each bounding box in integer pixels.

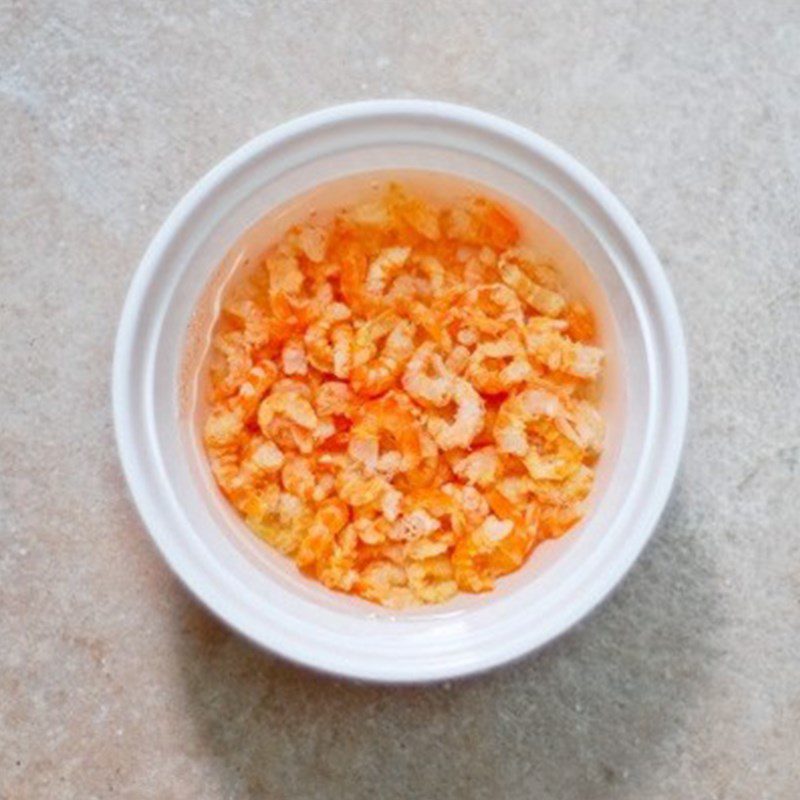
[
  {"left": 494, "top": 389, "right": 585, "bottom": 481},
  {"left": 245, "top": 488, "right": 314, "bottom": 557},
  {"left": 498, "top": 248, "right": 565, "bottom": 317},
  {"left": 380, "top": 487, "right": 403, "bottom": 523},
  {"left": 494, "top": 388, "right": 566, "bottom": 456},
  {"left": 204, "top": 407, "right": 244, "bottom": 450},
  {"left": 344, "top": 516, "right": 383, "bottom": 547},
  {"left": 265, "top": 265, "right": 334, "bottom": 332},
  {"left": 295, "top": 223, "right": 329, "bottom": 263},
  {"left": 387, "top": 255, "right": 447, "bottom": 300},
  {"left": 351, "top": 316, "right": 416, "bottom": 397},
  {"left": 211, "top": 332, "right": 250, "bottom": 399},
  {"left": 524, "top": 322, "right": 603, "bottom": 379},
  {"left": 463, "top": 283, "right": 524, "bottom": 323},
  {"left": 222, "top": 299, "right": 274, "bottom": 349},
  {"left": 494, "top": 475, "right": 536, "bottom": 506},
  {"left": 316, "top": 521, "right": 362, "bottom": 591},
  {"left": 351, "top": 311, "right": 395, "bottom": 366},
  {"left": 531, "top": 463, "right": 594, "bottom": 508},
  {"left": 385, "top": 274, "right": 427, "bottom": 302},
  {"left": 235, "top": 438, "right": 285, "bottom": 490},
  {"left": 567, "top": 343, "right": 603, "bottom": 380},
  {"left": 331, "top": 324, "right": 353, "bottom": 379},
  {"left": 402, "top": 430, "right": 442, "bottom": 490},
  {"left": 405, "top": 536, "right": 452, "bottom": 561},
  {"left": 466, "top": 334, "right": 533, "bottom": 395},
  {"left": 461, "top": 246, "right": 498, "bottom": 287},
  {"left": 499, "top": 246, "right": 561, "bottom": 288},
  {"left": 258, "top": 388, "right": 318, "bottom": 433},
  {"left": 539, "top": 504, "right": 585, "bottom": 541},
  {"left": 407, "top": 556, "right": 458, "bottom": 604},
  {"left": 230, "top": 361, "right": 280, "bottom": 417},
  {"left": 445, "top": 283, "right": 523, "bottom": 340},
  {"left": 349, "top": 394, "right": 423, "bottom": 474},
  {"left": 296, "top": 498, "right": 350, "bottom": 577},
  {"left": 427, "top": 378, "right": 485, "bottom": 451},
  {"left": 365, "top": 246, "right": 412, "bottom": 295},
  {"left": 281, "top": 337, "right": 308, "bottom": 376},
  {"left": 271, "top": 375, "right": 314, "bottom": 395},
  {"left": 442, "top": 483, "right": 490, "bottom": 528},
  {"left": 203, "top": 408, "right": 244, "bottom": 496},
  {"left": 401, "top": 488, "right": 463, "bottom": 533},
  {"left": 405, "top": 300, "right": 451, "bottom": 349},
  {"left": 206, "top": 360, "right": 280, "bottom": 479},
  {"left": 354, "top": 561, "right": 415, "bottom": 609},
  {"left": 522, "top": 438, "right": 584, "bottom": 481},
  {"left": 336, "top": 463, "right": 392, "bottom": 508},
  {"left": 402, "top": 342, "right": 454, "bottom": 407},
  {"left": 280, "top": 455, "right": 317, "bottom": 501},
  {"left": 257, "top": 387, "right": 318, "bottom": 456},
  {"left": 337, "top": 241, "right": 378, "bottom": 316},
  {"left": 304, "top": 302, "right": 352, "bottom": 375},
  {"left": 389, "top": 508, "right": 441, "bottom": 542},
  {"left": 452, "top": 515, "right": 534, "bottom": 592},
  {"left": 314, "top": 381, "right": 355, "bottom": 418},
  {"left": 417, "top": 256, "right": 446, "bottom": 293},
  {"left": 310, "top": 471, "right": 336, "bottom": 504},
  {"left": 266, "top": 251, "right": 305, "bottom": 298},
  {"left": 555, "top": 399, "right": 605, "bottom": 455},
  {"left": 266, "top": 420, "right": 313, "bottom": 455},
  {"left": 451, "top": 446, "right": 500, "bottom": 487}
]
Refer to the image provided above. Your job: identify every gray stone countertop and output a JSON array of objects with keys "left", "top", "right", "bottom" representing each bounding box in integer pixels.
[{"left": 2, "top": 2, "right": 798, "bottom": 798}]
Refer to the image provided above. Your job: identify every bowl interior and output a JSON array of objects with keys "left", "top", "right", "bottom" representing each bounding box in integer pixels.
[
  {"left": 120, "top": 104, "right": 675, "bottom": 680},
  {"left": 181, "top": 167, "right": 631, "bottom": 620}
]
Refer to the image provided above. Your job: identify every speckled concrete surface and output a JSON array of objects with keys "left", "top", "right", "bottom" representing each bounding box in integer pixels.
[{"left": 2, "top": 1, "right": 799, "bottom": 798}]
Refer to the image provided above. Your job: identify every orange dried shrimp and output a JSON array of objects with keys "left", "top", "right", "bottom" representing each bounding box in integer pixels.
[{"left": 203, "top": 184, "right": 605, "bottom": 608}]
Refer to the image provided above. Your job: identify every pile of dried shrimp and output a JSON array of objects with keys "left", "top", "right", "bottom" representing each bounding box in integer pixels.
[{"left": 203, "top": 184, "right": 604, "bottom": 608}]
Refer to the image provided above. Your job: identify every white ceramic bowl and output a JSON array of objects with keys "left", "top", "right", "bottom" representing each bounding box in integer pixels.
[{"left": 113, "top": 100, "right": 687, "bottom": 683}]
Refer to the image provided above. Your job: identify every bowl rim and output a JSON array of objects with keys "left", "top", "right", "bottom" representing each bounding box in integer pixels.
[{"left": 113, "top": 99, "right": 688, "bottom": 683}]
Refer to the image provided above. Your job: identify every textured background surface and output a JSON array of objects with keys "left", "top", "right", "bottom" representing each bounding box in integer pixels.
[{"left": 2, "top": 1, "right": 799, "bottom": 798}]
